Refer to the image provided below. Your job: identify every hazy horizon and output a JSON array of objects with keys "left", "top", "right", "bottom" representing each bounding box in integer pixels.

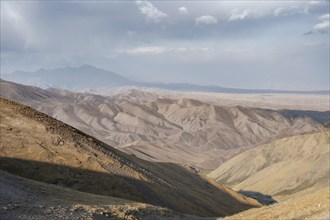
[
  {"left": 2, "top": 64, "right": 330, "bottom": 92},
  {"left": 1, "top": 1, "right": 329, "bottom": 90}
]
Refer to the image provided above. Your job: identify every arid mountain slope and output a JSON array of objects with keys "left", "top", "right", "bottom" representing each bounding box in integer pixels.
[
  {"left": 0, "top": 170, "right": 186, "bottom": 220},
  {"left": 0, "top": 97, "right": 260, "bottom": 217},
  {"left": 0, "top": 80, "right": 325, "bottom": 169},
  {"left": 208, "top": 131, "right": 330, "bottom": 197}
]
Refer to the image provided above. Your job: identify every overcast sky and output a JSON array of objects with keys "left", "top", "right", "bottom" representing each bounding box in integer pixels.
[{"left": 1, "top": 0, "right": 329, "bottom": 90}]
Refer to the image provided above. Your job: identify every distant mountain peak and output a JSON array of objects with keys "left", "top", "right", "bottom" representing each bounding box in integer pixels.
[
  {"left": 3, "top": 65, "right": 329, "bottom": 94},
  {"left": 2, "top": 65, "right": 133, "bottom": 90},
  {"left": 35, "top": 65, "right": 99, "bottom": 73}
]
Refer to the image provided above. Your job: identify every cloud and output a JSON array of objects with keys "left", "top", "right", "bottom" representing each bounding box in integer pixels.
[
  {"left": 126, "top": 46, "right": 167, "bottom": 55},
  {"left": 319, "top": 13, "right": 330, "bottom": 21},
  {"left": 313, "top": 20, "right": 329, "bottom": 32},
  {"left": 1, "top": 2, "right": 45, "bottom": 53},
  {"left": 273, "top": 8, "right": 284, "bottom": 16},
  {"left": 1, "top": 1, "right": 329, "bottom": 90},
  {"left": 309, "top": 1, "right": 326, "bottom": 5},
  {"left": 175, "top": 47, "right": 210, "bottom": 52},
  {"left": 273, "top": 5, "right": 310, "bottom": 17},
  {"left": 178, "top": 6, "right": 188, "bottom": 15},
  {"left": 305, "top": 13, "right": 329, "bottom": 34},
  {"left": 123, "top": 46, "right": 210, "bottom": 55},
  {"left": 195, "top": 15, "right": 218, "bottom": 25},
  {"left": 228, "top": 9, "right": 251, "bottom": 21},
  {"left": 136, "top": 1, "right": 167, "bottom": 23}
]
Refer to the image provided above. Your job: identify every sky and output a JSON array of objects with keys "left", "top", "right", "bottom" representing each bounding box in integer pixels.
[{"left": 1, "top": 0, "right": 329, "bottom": 90}]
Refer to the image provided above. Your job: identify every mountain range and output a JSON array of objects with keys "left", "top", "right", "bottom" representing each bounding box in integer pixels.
[
  {"left": 1, "top": 80, "right": 328, "bottom": 170},
  {"left": 2, "top": 65, "right": 329, "bottom": 94},
  {"left": 1, "top": 79, "right": 329, "bottom": 219},
  {"left": 0, "top": 96, "right": 261, "bottom": 218}
]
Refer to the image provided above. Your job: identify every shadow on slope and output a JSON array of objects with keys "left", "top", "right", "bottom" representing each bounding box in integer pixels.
[
  {"left": 238, "top": 190, "right": 277, "bottom": 205},
  {"left": 0, "top": 157, "right": 255, "bottom": 217},
  {"left": 0, "top": 170, "right": 184, "bottom": 220},
  {"left": 280, "top": 109, "right": 330, "bottom": 125}
]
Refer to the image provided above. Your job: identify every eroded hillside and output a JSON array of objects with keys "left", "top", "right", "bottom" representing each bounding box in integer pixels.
[
  {"left": 208, "top": 131, "right": 330, "bottom": 198},
  {"left": 0, "top": 80, "right": 326, "bottom": 170}
]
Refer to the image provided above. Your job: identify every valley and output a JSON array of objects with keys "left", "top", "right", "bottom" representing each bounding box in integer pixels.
[
  {"left": 1, "top": 1, "right": 329, "bottom": 219},
  {"left": 0, "top": 97, "right": 261, "bottom": 219}
]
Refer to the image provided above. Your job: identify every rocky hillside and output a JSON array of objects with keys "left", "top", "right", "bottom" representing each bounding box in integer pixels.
[{"left": 0, "top": 96, "right": 261, "bottom": 217}]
